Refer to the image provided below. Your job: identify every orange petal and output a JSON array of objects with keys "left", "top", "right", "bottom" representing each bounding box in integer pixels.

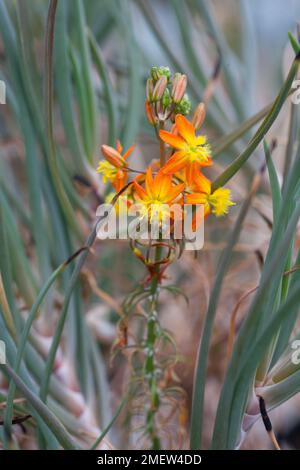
[
  {"left": 154, "top": 170, "right": 172, "bottom": 199},
  {"left": 145, "top": 166, "right": 156, "bottom": 197},
  {"left": 175, "top": 114, "right": 195, "bottom": 144},
  {"left": 191, "top": 169, "right": 211, "bottom": 194},
  {"left": 165, "top": 183, "right": 185, "bottom": 203},
  {"left": 123, "top": 143, "right": 135, "bottom": 160},
  {"left": 199, "top": 158, "right": 213, "bottom": 167},
  {"left": 184, "top": 165, "right": 195, "bottom": 187},
  {"left": 186, "top": 193, "right": 206, "bottom": 205},
  {"left": 113, "top": 173, "right": 127, "bottom": 192},
  {"left": 159, "top": 130, "right": 186, "bottom": 149},
  {"left": 133, "top": 180, "right": 147, "bottom": 200},
  {"left": 161, "top": 151, "right": 189, "bottom": 174},
  {"left": 116, "top": 140, "right": 123, "bottom": 154}
]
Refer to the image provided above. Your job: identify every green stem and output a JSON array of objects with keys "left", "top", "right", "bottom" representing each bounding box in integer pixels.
[
  {"left": 159, "top": 122, "right": 165, "bottom": 167},
  {"left": 144, "top": 246, "right": 161, "bottom": 450}
]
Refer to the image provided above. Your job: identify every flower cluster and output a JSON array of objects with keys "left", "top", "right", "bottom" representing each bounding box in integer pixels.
[
  {"left": 97, "top": 66, "right": 234, "bottom": 236},
  {"left": 96, "top": 67, "right": 235, "bottom": 447}
]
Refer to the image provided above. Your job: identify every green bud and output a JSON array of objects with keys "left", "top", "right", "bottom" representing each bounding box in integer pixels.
[
  {"left": 174, "top": 93, "right": 191, "bottom": 115},
  {"left": 150, "top": 66, "right": 171, "bottom": 82},
  {"left": 161, "top": 88, "right": 171, "bottom": 108}
]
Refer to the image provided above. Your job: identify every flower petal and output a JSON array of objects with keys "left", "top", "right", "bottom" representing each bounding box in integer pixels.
[
  {"left": 154, "top": 170, "right": 172, "bottom": 199},
  {"left": 175, "top": 114, "right": 195, "bottom": 144},
  {"left": 198, "top": 158, "right": 213, "bottom": 167},
  {"left": 133, "top": 180, "right": 147, "bottom": 201},
  {"left": 116, "top": 140, "right": 123, "bottom": 154},
  {"left": 164, "top": 183, "right": 185, "bottom": 203},
  {"left": 161, "top": 151, "right": 189, "bottom": 174},
  {"left": 191, "top": 168, "right": 211, "bottom": 194},
  {"left": 186, "top": 193, "right": 206, "bottom": 205},
  {"left": 159, "top": 130, "right": 186, "bottom": 149},
  {"left": 123, "top": 143, "right": 135, "bottom": 160},
  {"left": 145, "top": 167, "right": 155, "bottom": 197}
]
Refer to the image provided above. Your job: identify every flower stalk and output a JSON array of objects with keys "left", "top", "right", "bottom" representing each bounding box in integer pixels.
[{"left": 97, "top": 65, "right": 235, "bottom": 448}]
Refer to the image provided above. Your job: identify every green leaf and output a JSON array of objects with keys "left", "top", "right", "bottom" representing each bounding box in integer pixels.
[
  {"left": 2, "top": 365, "right": 78, "bottom": 450},
  {"left": 288, "top": 32, "right": 300, "bottom": 54},
  {"left": 190, "top": 179, "right": 256, "bottom": 449},
  {"left": 211, "top": 200, "right": 300, "bottom": 449},
  {"left": 212, "top": 55, "right": 300, "bottom": 191},
  {"left": 264, "top": 140, "right": 281, "bottom": 225},
  {"left": 88, "top": 30, "right": 118, "bottom": 146}
]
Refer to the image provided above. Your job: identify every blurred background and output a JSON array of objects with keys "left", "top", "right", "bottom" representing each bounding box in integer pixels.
[{"left": 0, "top": 0, "right": 300, "bottom": 450}]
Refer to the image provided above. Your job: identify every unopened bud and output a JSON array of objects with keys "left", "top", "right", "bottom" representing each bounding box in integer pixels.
[
  {"left": 101, "top": 145, "right": 125, "bottom": 167},
  {"left": 171, "top": 73, "right": 187, "bottom": 103},
  {"left": 192, "top": 102, "right": 206, "bottom": 129},
  {"left": 152, "top": 75, "right": 168, "bottom": 101},
  {"left": 162, "top": 88, "right": 171, "bottom": 109},
  {"left": 151, "top": 66, "right": 171, "bottom": 82},
  {"left": 146, "top": 78, "right": 154, "bottom": 102},
  {"left": 145, "top": 100, "right": 158, "bottom": 125},
  {"left": 174, "top": 93, "right": 191, "bottom": 116}
]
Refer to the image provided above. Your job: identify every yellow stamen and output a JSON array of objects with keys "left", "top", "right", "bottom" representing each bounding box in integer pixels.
[{"left": 208, "top": 188, "right": 235, "bottom": 216}]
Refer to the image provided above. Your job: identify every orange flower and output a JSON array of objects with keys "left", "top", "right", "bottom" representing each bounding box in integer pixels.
[
  {"left": 97, "top": 141, "right": 135, "bottom": 192},
  {"left": 186, "top": 171, "right": 234, "bottom": 217},
  {"left": 133, "top": 167, "right": 185, "bottom": 222},
  {"left": 159, "top": 114, "right": 212, "bottom": 174},
  {"left": 175, "top": 166, "right": 207, "bottom": 193}
]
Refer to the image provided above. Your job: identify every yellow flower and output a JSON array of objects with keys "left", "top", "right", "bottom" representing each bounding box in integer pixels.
[{"left": 159, "top": 114, "right": 212, "bottom": 174}]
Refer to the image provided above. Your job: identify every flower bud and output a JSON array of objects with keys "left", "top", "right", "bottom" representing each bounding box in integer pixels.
[
  {"left": 151, "top": 66, "right": 171, "bottom": 82},
  {"left": 101, "top": 145, "right": 125, "bottom": 167},
  {"left": 174, "top": 93, "right": 191, "bottom": 116},
  {"left": 161, "top": 88, "right": 171, "bottom": 109},
  {"left": 192, "top": 102, "right": 206, "bottom": 129},
  {"left": 145, "top": 100, "right": 158, "bottom": 126},
  {"left": 171, "top": 73, "right": 187, "bottom": 103},
  {"left": 152, "top": 75, "right": 168, "bottom": 101},
  {"left": 146, "top": 78, "right": 154, "bottom": 102}
]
